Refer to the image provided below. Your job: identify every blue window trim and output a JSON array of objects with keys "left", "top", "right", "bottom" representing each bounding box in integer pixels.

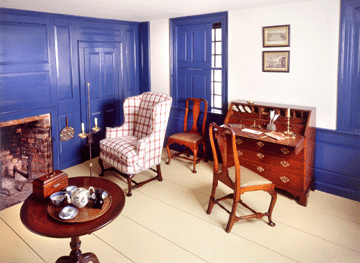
[
  {"left": 337, "top": 0, "right": 360, "bottom": 134},
  {"left": 170, "top": 12, "right": 228, "bottom": 114}
]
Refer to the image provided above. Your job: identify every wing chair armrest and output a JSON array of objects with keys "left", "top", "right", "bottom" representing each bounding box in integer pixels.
[
  {"left": 136, "top": 136, "right": 150, "bottom": 153},
  {"left": 106, "top": 124, "right": 131, "bottom": 138}
]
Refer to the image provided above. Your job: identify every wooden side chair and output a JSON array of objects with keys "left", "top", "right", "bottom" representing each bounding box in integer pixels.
[
  {"left": 166, "top": 98, "right": 208, "bottom": 173},
  {"left": 207, "top": 122, "right": 277, "bottom": 233},
  {"left": 98, "top": 92, "right": 172, "bottom": 196}
]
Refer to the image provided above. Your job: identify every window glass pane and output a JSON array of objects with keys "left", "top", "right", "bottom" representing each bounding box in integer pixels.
[
  {"left": 214, "top": 95, "right": 222, "bottom": 108},
  {"left": 214, "top": 70, "right": 222, "bottom": 81},
  {"left": 212, "top": 29, "right": 215, "bottom": 41},
  {"left": 216, "top": 28, "right": 222, "bottom": 41},
  {"left": 216, "top": 42, "right": 222, "bottom": 54},
  {"left": 214, "top": 82, "right": 222, "bottom": 95},
  {"left": 215, "top": 55, "right": 222, "bottom": 68},
  {"left": 212, "top": 55, "right": 215, "bottom": 68}
]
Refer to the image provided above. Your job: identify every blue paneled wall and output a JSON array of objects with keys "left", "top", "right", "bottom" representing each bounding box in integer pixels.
[{"left": 0, "top": 8, "right": 148, "bottom": 170}]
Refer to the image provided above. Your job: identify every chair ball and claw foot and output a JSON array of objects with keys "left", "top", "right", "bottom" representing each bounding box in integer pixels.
[
  {"left": 98, "top": 92, "right": 172, "bottom": 197},
  {"left": 166, "top": 98, "right": 208, "bottom": 174},
  {"left": 207, "top": 123, "right": 277, "bottom": 233}
]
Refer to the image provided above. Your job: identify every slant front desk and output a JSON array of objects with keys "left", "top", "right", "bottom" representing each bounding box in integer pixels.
[{"left": 224, "top": 100, "right": 316, "bottom": 206}]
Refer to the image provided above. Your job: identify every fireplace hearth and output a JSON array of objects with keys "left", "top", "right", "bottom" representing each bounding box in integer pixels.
[{"left": 0, "top": 114, "right": 53, "bottom": 210}]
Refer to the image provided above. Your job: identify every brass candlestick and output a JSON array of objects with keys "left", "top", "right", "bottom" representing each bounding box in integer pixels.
[
  {"left": 283, "top": 108, "right": 294, "bottom": 137},
  {"left": 78, "top": 83, "right": 101, "bottom": 177}
]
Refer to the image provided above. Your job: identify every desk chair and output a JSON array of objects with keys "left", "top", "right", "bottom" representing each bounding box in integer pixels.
[
  {"left": 166, "top": 98, "right": 208, "bottom": 173},
  {"left": 207, "top": 123, "right": 277, "bottom": 233}
]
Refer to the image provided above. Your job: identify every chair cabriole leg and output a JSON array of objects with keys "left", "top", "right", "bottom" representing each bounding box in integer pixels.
[
  {"left": 165, "top": 143, "right": 172, "bottom": 165},
  {"left": 267, "top": 189, "right": 277, "bottom": 227},
  {"left": 98, "top": 158, "right": 105, "bottom": 177}
]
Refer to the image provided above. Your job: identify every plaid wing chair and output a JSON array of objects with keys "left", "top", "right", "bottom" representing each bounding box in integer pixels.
[{"left": 99, "top": 92, "right": 172, "bottom": 196}]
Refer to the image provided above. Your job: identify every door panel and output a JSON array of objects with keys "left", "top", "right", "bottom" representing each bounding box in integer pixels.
[
  {"left": 177, "top": 68, "right": 211, "bottom": 108},
  {"left": 177, "top": 24, "right": 212, "bottom": 69},
  {"left": 79, "top": 43, "right": 122, "bottom": 158}
]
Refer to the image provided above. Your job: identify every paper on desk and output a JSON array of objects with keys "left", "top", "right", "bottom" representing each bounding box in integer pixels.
[{"left": 241, "top": 128, "right": 263, "bottom": 135}]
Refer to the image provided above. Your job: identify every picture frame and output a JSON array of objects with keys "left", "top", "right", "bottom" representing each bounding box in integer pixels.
[
  {"left": 263, "top": 25, "right": 290, "bottom": 47},
  {"left": 262, "top": 51, "right": 290, "bottom": 72}
]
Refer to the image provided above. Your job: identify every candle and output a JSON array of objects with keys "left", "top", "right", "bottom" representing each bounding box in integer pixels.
[
  {"left": 95, "top": 118, "right": 97, "bottom": 127},
  {"left": 81, "top": 123, "right": 84, "bottom": 133},
  {"left": 287, "top": 108, "right": 291, "bottom": 118}
]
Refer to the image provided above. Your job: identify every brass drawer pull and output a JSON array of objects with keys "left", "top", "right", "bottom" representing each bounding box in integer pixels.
[
  {"left": 236, "top": 138, "right": 243, "bottom": 144},
  {"left": 237, "top": 150, "right": 243, "bottom": 156},
  {"left": 280, "top": 176, "right": 290, "bottom": 183},
  {"left": 281, "top": 148, "right": 290, "bottom": 155},
  {"left": 257, "top": 153, "right": 264, "bottom": 159},
  {"left": 257, "top": 141, "right": 264, "bottom": 147},
  {"left": 257, "top": 166, "right": 264, "bottom": 172},
  {"left": 280, "top": 161, "right": 290, "bottom": 167}
]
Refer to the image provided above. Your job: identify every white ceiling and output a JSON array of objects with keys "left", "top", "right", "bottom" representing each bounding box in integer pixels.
[{"left": 3, "top": 0, "right": 307, "bottom": 22}]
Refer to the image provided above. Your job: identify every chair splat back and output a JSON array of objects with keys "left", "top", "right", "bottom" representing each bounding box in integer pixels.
[{"left": 184, "top": 98, "right": 208, "bottom": 135}]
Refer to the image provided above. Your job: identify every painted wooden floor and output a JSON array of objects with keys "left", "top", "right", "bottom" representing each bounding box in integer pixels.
[{"left": 1, "top": 150, "right": 359, "bottom": 263}]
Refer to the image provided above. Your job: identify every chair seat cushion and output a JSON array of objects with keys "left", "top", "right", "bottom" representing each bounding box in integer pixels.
[
  {"left": 228, "top": 166, "right": 273, "bottom": 187},
  {"left": 100, "top": 136, "right": 139, "bottom": 166},
  {"left": 168, "top": 132, "right": 203, "bottom": 144}
]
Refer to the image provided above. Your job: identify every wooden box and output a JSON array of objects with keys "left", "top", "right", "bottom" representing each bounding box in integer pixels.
[{"left": 32, "top": 170, "right": 68, "bottom": 200}]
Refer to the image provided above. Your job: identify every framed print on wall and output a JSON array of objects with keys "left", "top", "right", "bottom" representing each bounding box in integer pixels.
[
  {"left": 262, "top": 51, "right": 290, "bottom": 72},
  {"left": 263, "top": 25, "right": 290, "bottom": 47}
]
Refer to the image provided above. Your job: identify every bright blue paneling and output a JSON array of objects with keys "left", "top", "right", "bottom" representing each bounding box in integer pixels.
[
  {"left": 1, "top": 72, "right": 51, "bottom": 102},
  {"left": 337, "top": 0, "right": 360, "bottom": 133},
  {"left": 314, "top": 128, "right": 360, "bottom": 202},
  {"left": 0, "top": 22, "right": 48, "bottom": 63},
  {"left": 54, "top": 23, "right": 73, "bottom": 101},
  {"left": 0, "top": 8, "right": 142, "bottom": 170},
  {"left": 138, "top": 22, "right": 150, "bottom": 93}
]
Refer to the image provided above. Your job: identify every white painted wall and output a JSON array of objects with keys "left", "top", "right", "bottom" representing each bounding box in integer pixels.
[
  {"left": 149, "top": 0, "right": 340, "bottom": 129},
  {"left": 150, "top": 19, "right": 170, "bottom": 95}
]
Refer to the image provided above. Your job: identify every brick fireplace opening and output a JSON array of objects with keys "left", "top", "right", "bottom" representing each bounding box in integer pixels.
[
  {"left": 0, "top": 113, "right": 53, "bottom": 177},
  {"left": 1, "top": 114, "right": 53, "bottom": 209}
]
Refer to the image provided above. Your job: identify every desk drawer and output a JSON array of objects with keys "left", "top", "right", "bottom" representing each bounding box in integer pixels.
[
  {"left": 234, "top": 136, "right": 304, "bottom": 160},
  {"left": 243, "top": 162, "right": 305, "bottom": 191},
  {"left": 236, "top": 148, "right": 304, "bottom": 172}
]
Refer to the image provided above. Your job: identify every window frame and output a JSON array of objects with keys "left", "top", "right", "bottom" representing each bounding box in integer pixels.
[{"left": 170, "top": 12, "right": 228, "bottom": 114}]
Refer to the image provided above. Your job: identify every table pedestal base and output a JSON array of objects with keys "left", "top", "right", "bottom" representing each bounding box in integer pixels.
[{"left": 56, "top": 236, "right": 99, "bottom": 263}]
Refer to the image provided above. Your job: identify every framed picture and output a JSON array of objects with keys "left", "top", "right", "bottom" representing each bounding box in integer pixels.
[
  {"left": 262, "top": 51, "right": 290, "bottom": 72},
  {"left": 263, "top": 25, "right": 290, "bottom": 47}
]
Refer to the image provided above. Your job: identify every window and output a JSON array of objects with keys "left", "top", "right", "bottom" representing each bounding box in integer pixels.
[{"left": 211, "top": 22, "right": 222, "bottom": 113}]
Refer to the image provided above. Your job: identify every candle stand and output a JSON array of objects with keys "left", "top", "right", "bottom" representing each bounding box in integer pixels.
[{"left": 78, "top": 83, "right": 101, "bottom": 177}]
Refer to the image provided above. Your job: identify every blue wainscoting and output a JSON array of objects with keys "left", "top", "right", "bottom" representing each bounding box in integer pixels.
[{"left": 314, "top": 128, "right": 360, "bottom": 202}]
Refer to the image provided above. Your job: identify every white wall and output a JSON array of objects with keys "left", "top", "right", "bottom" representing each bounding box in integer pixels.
[
  {"left": 149, "top": 0, "right": 340, "bottom": 129},
  {"left": 150, "top": 19, "right": 170, "bottom": 95}
]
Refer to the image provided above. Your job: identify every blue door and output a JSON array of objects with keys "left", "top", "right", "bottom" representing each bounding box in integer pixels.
[
  {"left": 175, "top": 23, "right": 212, "bottom": 108},
  {"left": 79, "top": 43, "right": 123, "bottom": 158}
]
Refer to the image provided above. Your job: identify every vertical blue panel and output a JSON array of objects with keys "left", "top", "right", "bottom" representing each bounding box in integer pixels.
[
  {"left": 55, "top": 25, "right": 73, "bottom": 101},
  {"left": 177, "top": 71, "right": 187, "bottom": 108},
  {"left": 138, "top": 22, "right": 150, "bottom": 93},
  {"left": 104, "top": 52, "right": 115, "bottom": 98},
  {"left": 89, "top": 52, "right": 101, "bottom": 101},
  {"left": 177, "top": 31, "right": 187, "bottom": 62},
  {"left": 192, "top": 30, "right": 207, "bottom": 63}
]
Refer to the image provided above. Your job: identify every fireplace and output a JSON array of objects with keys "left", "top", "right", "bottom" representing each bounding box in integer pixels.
[{"left": 0, "top": 114, "right": 53, "bottom": 185}]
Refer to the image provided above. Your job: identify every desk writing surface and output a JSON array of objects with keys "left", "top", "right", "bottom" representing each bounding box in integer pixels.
[{"left": 223, "top": 124, "right": 305, "bottom": 154}]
